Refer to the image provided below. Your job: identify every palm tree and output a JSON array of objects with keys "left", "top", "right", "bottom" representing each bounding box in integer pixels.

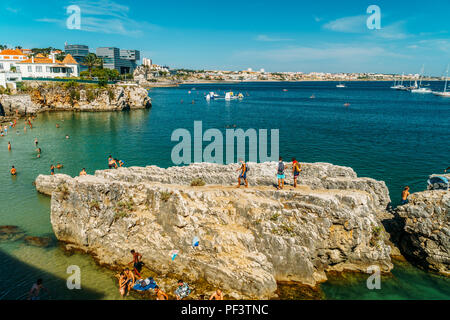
[{"left": 83, "top": 53, "right": 102, "bottom": 77}]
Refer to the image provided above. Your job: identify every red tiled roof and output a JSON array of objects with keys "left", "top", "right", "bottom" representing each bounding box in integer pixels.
[{"left": 0, "top": 49, "right": 26, "bottom": 56}]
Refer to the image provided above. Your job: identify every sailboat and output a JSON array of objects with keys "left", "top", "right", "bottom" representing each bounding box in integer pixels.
[
  {"left": 433, "top": 65, "right": 450, "bottom": 97},
  {"left": 411, "top": 65, "right": 432, "bottom": 94},
  {"left": 394, "top": 73, "right": 406, "bottom": 90}
]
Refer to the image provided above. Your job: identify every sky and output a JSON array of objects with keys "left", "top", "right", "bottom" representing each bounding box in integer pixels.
[{"left": 0, "top": 0, "right": 449, "bottom": 75}]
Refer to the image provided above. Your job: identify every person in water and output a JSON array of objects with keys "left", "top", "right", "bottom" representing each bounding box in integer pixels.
[
  {"left": 174, "top": 280, "right": 191, "bottom": 300},
  {"left": 8, "top": 141, "right": 11, "bottom": 151},
  {"left": 445, "top": 167, "right": 450, "bottom": 173},
  {"left": 10, "top": 166, "right": 17, "bottom": 176},
  {"left": 79, "top": 168, "right": 87, "bottom": 176},
  {"left": 209, "top": 289, "right": 224, "bottom": 300},
  {"left": 236, "top": 159, "right": 248, "bottom": 188},
  {"left": 28, "top": 279, "right": 48, "bottom": 300},
  {"left": 118, "top": 272, "right": 127, "bottom": 297},
  {"left": 50, "top": 164, "right": 55, "bottom": 175},
  {"left": 129, "top": 249, "right": 144, "bottom": 277},
  {"left": 155, "top": 286, "right": 169, "bottom": 300},
  {"left": 56, "top": 163, "right": 63, "bottom": 169},
  {"left": 123, "top": 268, "right": 135, "bottom": 296},
  {"left": 290, "top": 157, "right": 302, "bottom": 188},
  {"left": 401, "top": 186, "right": 410, "bottom": 205},
  {"left": 277, "top": 157, "right": 286, "bottom": 190},
  {"left": 34, "top": 138, "right": 38, "bottom": 147}
]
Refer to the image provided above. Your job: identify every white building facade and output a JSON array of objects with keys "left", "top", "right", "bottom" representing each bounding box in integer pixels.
[{"left": 18, "top": 54, "right": 79, "bottom": 78}]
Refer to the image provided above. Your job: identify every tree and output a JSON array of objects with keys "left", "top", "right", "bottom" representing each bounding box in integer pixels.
[{"left": 83, "top": 53, "right": 102, "bottom": 77}]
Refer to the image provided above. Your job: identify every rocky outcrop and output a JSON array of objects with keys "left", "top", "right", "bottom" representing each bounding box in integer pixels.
[
  {"left": 396, "top": 187, "right": 449, "bottom": 276},
  {"left": 36, "top": 162, "right": 393, "bottom": 299},
  {"left": 0, "top": 84, "right": 151, "bottom": 118}
]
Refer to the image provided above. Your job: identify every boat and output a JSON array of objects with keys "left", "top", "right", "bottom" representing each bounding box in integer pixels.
[
  {"left": 433, "top": 65, "right": 450, "bottom": 97},
  {"left": 394, "top": 73, "right": 406, "bottom": 90},
  {"left": 336, "top": 82, "right": 346, "bottom": 88},
  {"left": 411, "top": 65, "right": 432, "bottom": 94},
  {"left": 225, "top": 92, "right": 237, "bottom": 101}
]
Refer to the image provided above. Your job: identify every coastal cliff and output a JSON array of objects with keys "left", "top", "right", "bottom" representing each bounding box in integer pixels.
[
  {"left": 0, "top": 83, "right": 151, "bottom": 119},
  {"left": 36, "top": 162, "right": 393, "bottom": 299},
  {"left": 396, "top": 179, "right": 449, "bottom": 276}
]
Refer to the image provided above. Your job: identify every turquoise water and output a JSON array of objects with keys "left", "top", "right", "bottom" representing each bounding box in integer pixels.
[{"left": 0, "top": 81, "right": 449, "bottom": 299}]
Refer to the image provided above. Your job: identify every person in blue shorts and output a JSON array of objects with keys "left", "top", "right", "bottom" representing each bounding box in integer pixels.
[
  {"left": 277, "top": 157, "right": 286, "bottom": 190},
  {"left": 236, "top": 159, "right": 248, "bottom": 188}
]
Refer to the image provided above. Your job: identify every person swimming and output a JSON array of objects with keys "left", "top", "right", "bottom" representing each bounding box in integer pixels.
[
  {"left": 34, "top": 138, "right": 38, "bottom": 147},
  {"left": 56, "top": 163, "right": 63, "bottom": 169},
  {"left": 10, "top": 166, "right": 17, "bottom": 176},
  {"left": 50, "top": 164, "right": 55, "bottom": 175}
]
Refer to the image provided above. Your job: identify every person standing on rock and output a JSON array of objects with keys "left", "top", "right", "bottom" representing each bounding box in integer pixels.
[
  {"left": 290, "top": 157, "right": 302, "bottom": 188},
  {"left": 277, "top": 157, "right": 286, "bottom": 190},
  {"left": 79, "top": 168, "right": 87, "bottom": 176},
  {"left": 401, "top": 186, "right": 410, "bottom": 205},
  {"left": 236, "top": 159, "right": 249, "bottom": 188},
  {"left": 129, "top": 249, "right": 143, "bottom": 277}
]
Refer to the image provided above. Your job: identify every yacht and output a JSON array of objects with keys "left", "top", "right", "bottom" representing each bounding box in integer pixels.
[
  {"left": 411, "top": 65, "right": 432, "bottom": 94},
  {"left": 433, "top": 66, "right": 450, "bottom": 97}
]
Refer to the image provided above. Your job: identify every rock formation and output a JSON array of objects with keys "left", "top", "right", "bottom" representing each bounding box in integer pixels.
[
  {"left": 396, "top": 179, "right": 449, "bottom": 276},
  {"left": 0, "top": 83, "right": 151, "bottom": 120},
  {"left": 36, "top": 162, "right": 393, "bottom": 299}
]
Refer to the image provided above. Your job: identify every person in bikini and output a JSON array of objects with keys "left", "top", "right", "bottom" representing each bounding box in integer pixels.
[
  {"left": 401, "top": 186, "right": 410, "bottom": 205},
  {"left": 118, "top": 272, "right": 127, "bottom": 297},
  {"left": 79, "top": 168, "right": 87, "bottom": 176},
  {"left": 290, "top": 157, "right": 302, "bottom": 188},
  {"left": 236, "top": 159, "right": 249, "bottom": 188}
]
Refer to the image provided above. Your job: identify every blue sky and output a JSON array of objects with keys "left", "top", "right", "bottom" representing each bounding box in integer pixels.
[{"left": 0, "top": 0, "right": 449, "bottom": 75}]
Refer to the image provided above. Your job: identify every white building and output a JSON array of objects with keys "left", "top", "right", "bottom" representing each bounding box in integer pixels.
[
  {"left": 18, "top": 54, "right": 79, "bottom": 78},
  {"left": 0, "top": 71, "right": 22, "bottom": 89},
  {"left": 0, "top": 49, "right": 27, "bottom": 72},
  {"left": 142, "top": 58, "right": 152, "bottom": 67}
]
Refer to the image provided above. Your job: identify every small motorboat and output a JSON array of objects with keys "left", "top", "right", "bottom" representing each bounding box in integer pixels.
[{"left": 336, "top": 83, "right": 346, "bottom": 88}]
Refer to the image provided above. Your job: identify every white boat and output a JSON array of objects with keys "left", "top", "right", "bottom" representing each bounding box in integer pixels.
[
  {"left": 433, "top": 65, "right": 450, "bottom": 97},
  {"left": 336, "top": 82, "right": 346, "bottom": 88},
  {"left": 411, "top": 87, "right": 432, "bottom": 94},
  {"left": 225, "top": 92, "right": 237, "bottom": 101},
  {"left": 411, "top": 65, "right": 432, "bottom": 94}
]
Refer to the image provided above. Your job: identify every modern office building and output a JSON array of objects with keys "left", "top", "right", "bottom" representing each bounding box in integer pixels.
[
  {"left": 64, "top": 44, "right": 89, "bottom": 71},
  {"left": 96, "top": 47, "right": 140, "bottom": 74}
]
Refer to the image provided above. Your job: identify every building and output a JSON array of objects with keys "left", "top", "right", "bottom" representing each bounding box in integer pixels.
[
  {"left": 96, "top": 47, "right": 140, "bottom": 74},
  {"left": 18, "top": 54, "right": 79, "bottom": 78},
  {"left": 64, "top": 44, "right": 89, "bottom": 71},
  {"left": 0, "top": 49, "right": 27, "bottom": 72},
  {"left": 142, "top": 58, "right": 152, "bottom": 67},
  {"left": 0, "top": 71, "right": 22, "bottom": 89}
]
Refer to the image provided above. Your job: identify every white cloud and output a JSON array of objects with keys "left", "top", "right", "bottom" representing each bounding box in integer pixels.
[
  {"left": 323, "top": 15, "right": 367, "bottom": 33},
  {"left": 36, "top": 0, "right": 159, "bottom": 36},
  {"left": 255, "top": 34, "right": 292, "bottom": 42}
]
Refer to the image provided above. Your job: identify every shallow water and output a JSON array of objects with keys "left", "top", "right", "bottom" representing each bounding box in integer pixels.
[{"left": 0, "top": 81, "right": 449, "bottom": 299}]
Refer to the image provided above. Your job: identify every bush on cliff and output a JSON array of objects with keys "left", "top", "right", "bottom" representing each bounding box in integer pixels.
[{"left": 190, "top": 178, "right": 206, "bottom": 187}]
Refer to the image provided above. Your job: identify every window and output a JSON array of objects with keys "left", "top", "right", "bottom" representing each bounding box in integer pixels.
[
  {"left": 28, "top": 66, "right": 32, "bottom": 72},
  {"left": 36, "top": 66, "right": 42, "bottom": 73},
  {"left": 0, "top": 63, "right": 3, "bottom": 70},
  {"left": 46, "top": 67, "right": 51, "bottom": 73}
]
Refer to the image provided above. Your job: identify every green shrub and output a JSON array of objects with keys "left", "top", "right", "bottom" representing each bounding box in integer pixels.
[{"left": 190, "top": 178, "right": 206, "bottom": 187}]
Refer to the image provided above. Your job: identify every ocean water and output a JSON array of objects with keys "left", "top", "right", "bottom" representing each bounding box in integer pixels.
[{"left": 0, "top": 81, "right": 448, "bottom": 299}]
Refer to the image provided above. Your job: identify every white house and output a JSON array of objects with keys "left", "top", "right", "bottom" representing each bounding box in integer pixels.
[
  {"left": 0, "top": 49, "right": 27, "bottom": 72},
  {"left": 18, "top": 53, "right": 79, "bottom": 78}
]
